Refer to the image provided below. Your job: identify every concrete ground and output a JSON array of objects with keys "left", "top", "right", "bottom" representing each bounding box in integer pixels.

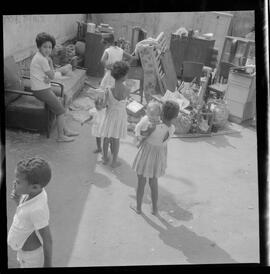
[
  {"left": 6, "top": 81, "right": 259, "bottom": 267},
  {"left": 6, "top": 116, "right": 259, "bottom": 267}
]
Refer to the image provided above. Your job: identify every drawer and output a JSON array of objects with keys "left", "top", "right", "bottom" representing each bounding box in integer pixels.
[
  {"left": 228, "top": 73, "right": 254, "bottom": 88},
  {"left": 226, "top": 83, "right": 254, "bottom": 103},
  {"left": 227, "top": 99, "right": 256, "bottom": 120}
]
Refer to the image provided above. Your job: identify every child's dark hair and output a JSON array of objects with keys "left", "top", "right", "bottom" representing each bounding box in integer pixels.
[
  {"left": 36, "top": 32, "right": 56, "bottom": 49},
  {"left": 162, "top": 100, "right": 179, "bottom": 121},
  {"left": 111, "top": 61, "right": 130, "bottom": 80},
  {"left": 102, "top": 33, "right": 115, "bottom": 45},
  {"left": 16, "top": 156, "right": 51, "bottom": 187}
]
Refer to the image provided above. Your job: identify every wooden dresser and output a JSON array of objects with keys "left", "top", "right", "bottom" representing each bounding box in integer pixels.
[
  {"left": 170, "top": 34, "right": 215, "bottom": 78},
  {"left": 84, "top": 32, "right": 106, "bottom": 77},
  {"left": 225, "top": 71, "right": 256, "bottom": 123}
]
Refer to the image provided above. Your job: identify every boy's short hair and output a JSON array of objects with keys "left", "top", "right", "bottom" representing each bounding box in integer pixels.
[
  {"left": 111, "top": 61, "right": 130, "bottom": 80},
  {"left": 16, "top": 157, "right": 52, "bottom": 187},
  {"left": 101, "top": 33, "right": 115, "bottom": 45},
  {"left": 36, "top": 32, "right": 56, "bottom": 49},
  {"left": 162, "top": 100, "right": 180, "bottom": 121}
]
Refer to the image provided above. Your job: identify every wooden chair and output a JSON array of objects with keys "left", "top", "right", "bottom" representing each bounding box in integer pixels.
[
  {"left": 207, "top": 61, "right": 236, "bottom": 99},
  {"left": 4, "top": 55, "right": 64, "bottom": 138}
]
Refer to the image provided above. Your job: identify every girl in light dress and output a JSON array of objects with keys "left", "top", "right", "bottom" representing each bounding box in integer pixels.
[
  {"left": 100, "top": 33, "right": 134, "bottom": 90},
  {"left": 99, "top": 61, "right": 130, "bottom": 168},
  {"left": 131, "top": 100, "right": 180, "bottom": 215},
  {"left": 81, "top": 96, "right": 106, "bottom": 153}
]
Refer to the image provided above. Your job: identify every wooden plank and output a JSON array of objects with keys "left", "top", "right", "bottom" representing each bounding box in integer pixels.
[{"left": 160, "top": 49, "right": 178, "bottom": 92}]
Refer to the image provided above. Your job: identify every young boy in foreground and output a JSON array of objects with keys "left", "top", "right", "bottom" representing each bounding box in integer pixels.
[{"left": 8, "top": 156, "right": 53, "bottom": 268}]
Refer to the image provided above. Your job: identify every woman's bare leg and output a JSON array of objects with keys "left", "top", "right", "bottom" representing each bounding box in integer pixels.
[{"left": 56, "top": 114, "right": 74, "bottom": 142}]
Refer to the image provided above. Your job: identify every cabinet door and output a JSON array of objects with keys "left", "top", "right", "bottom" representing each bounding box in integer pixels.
[
  {"left": 169, "top": 35, "right": 188, "bottom": 77},
  {"left": 186, "top": 39, "right": 215, "bottom": 64},
  {"left": 85, "top": 32, "right": 105, "bottom": 77},
  {"left": 200, "top": 12, "right": 232, "bottom": 63}
]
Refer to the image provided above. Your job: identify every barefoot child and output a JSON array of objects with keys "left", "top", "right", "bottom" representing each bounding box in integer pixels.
[
  {"left": 81, "top": 96, "right": 106, "bottom": 153},
  {"left": 100, "top": 33, "right": 135, "bottom": 90},
  {"left": 100, "top": 61, "right": 130, "bottom": 168},
  {"left": 131, "top": 100, "right": 179, "bottom": 215},
  {"left": 134, "top": 100, "right": 162, "bottom": 148},
  {"left": 8, "top": 157, "right": 53, "bottom": 268}
]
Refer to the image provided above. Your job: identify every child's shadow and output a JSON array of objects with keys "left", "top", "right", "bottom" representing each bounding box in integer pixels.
[
  {"left": 141, "top": 213, "right": 237, "bottom": 264},
  {"left": 90, "top": 172, "right": 112, "bottom": 188},
  {"left": 113, "top": 159, "right": 193, "bottom": 222}
]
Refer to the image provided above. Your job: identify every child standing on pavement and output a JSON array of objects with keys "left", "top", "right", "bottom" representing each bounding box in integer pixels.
[
  {"left": 131, "top": 100, "right": 179, "bottom": 215},
  {"left": 8, "top": 157, "right": 53, "bottom": 268},
  {"left": 100, "top": 33, "right": 134, "bottom": 90},
  {"left": 81, "top": 96, "right": 106, "bottom": 153},
  {"left": 100, "top": 61, "right": 130, "bottom": 168}
]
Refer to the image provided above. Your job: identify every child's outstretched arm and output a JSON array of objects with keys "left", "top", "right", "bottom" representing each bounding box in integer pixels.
[
  {"left": 38, "top": 226, "right": 52, "bottom": 267},
  {"left": 123, "top": 51, "right": 138, "bottom": 64}
]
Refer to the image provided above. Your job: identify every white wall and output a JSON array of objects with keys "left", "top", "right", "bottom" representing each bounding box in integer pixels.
[{"left": 3, "top": 14, "right": 85, "bottom": 60}]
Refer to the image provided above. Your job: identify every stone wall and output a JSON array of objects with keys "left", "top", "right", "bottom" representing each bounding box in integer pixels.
[
  {"left": 91, "top": 11, "right": 254, "bottom": 41},
  {"left": 3, "top": 14, "right": 85, "bottom": 60}
]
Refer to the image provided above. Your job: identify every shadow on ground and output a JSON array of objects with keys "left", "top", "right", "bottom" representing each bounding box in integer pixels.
[
  {"left": 177, "top": 132, "right": 242, "bottom": 149},
  {"left": 112, "top": 158, "right": 194, "bottom": 222},
  {"left": 141, "top": 213, "right": 237, "bottom": 264},
  {"left": 6, "top": 124, "right": 113, "bottom": 268}
]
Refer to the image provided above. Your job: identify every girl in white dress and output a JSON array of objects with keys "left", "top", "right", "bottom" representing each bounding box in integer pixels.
[
  {"left": 100, "top": 34, "right": 134, "bottom": 90},
  {"left": 81, "top": 97, "right": 106, "bottom": 153},
  {"left": 100, "top": 61, "right": 130, "bottom": 168},
  {"left": 132, "top": 100, "right": 180, "bottom": 215}
]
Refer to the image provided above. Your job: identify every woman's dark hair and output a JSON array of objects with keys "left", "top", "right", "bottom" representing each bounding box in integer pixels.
[
  {"left": 162, "top": 100, "right": 179, "bottom": 121},
  {"left": 111, "top": 61, "right": 130, "bottom": 80},
  {"left": 36, "top": 32, "right": 56, "bottom": 49}
]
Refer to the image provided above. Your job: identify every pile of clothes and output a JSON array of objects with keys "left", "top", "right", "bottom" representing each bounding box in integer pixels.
[{"left": 158, "top": 86, "right": 229, "bottom": 135}]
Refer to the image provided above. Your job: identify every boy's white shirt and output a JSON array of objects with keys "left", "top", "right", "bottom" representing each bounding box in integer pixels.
[{"left": 7, "top": 188, "right": 49, "bottom": 251}]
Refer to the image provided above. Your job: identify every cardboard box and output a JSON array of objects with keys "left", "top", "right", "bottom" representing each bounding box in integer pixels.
[{"left": 126, "top": 100, "right": 145, "bottom": 117}]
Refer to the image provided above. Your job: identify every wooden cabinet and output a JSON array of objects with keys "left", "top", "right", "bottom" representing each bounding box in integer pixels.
[
  {"left": 170, "top": 34, "right": 215, "bottom": 78},
  {"left": 226, "top": 71, "right": 256, "bottom": 122},
  {"left": 84, "top": 32, "right": 106, "bottom": 77},
  {"left": 220, "top": 36, "right": 255, "bottom": 67},
  {"left": 196, "top": 12, "right": 233, "bottom": 64}
]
